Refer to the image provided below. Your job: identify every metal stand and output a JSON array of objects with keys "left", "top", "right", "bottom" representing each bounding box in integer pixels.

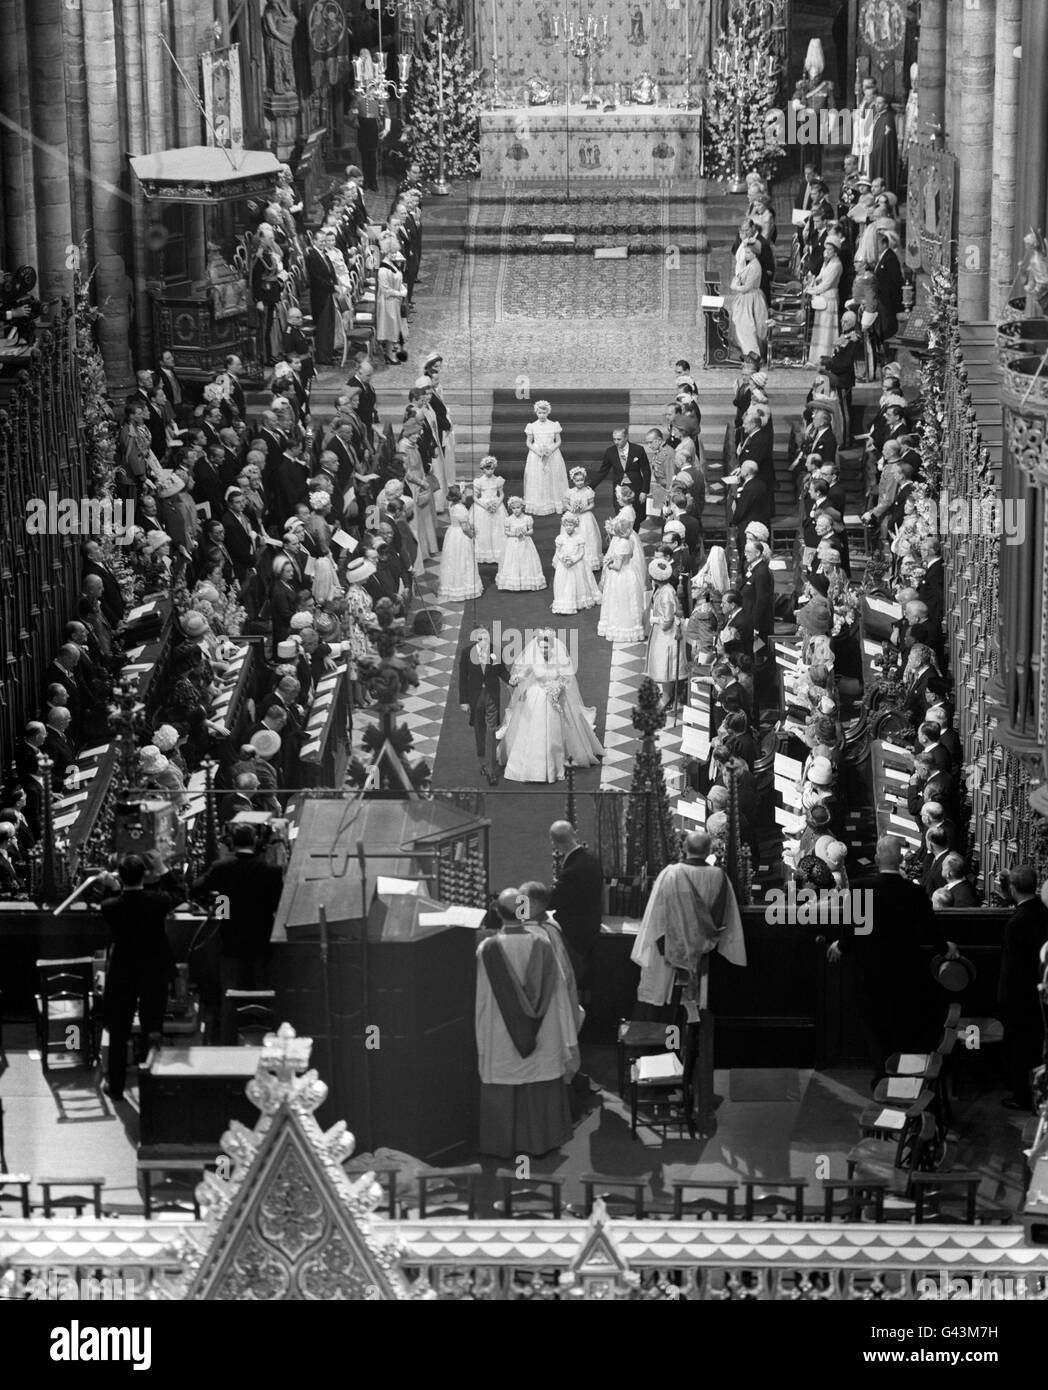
[
  {"left": 488, "top": 54, "right": 505, "bottom": 110},
  {"left": 729, "top": 107, "right": 746, "bottom": 194}
]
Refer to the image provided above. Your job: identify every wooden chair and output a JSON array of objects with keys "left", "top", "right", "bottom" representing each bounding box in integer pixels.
[
  {"left": 616, "top": 984, "right": 683, "bottom": 1095},
  {"left": 414, "top": 1169, "right": 479, "bottom": 1219},
  {"left": 909, "top": 1170, "right": 983, "bottom": 1225},
  {"left": 821, "top": 1178, "right": 888, "bottom": 1222},
  {"left": 847, "top": 1111, "right": 940, "bottom": 1215},
  {"left": 879, "top": 1029, "right": 957, "bottom": 1127},
  {"left": 579, "top": 1174, "right": 648, "bottom": 1219},
  {"left": 857, "top": 1087, "right": 937, "bottom": 1144},
  {"left": 138, "top": 1158, "right": 212, "bottom": 1219},
  {"left": 40, "top": 1177, "right": 105, "bottom": 1218},
  {"left": 496, "top": 1173, "right": 564, "bottom": 1219},
  {"left": 34, "top": 957, "right": 97, "bottom": 1072},
  {"left": 629, "top": 1015, "right": 699, "bottom": 1141},
  {"left": 0, "top": 1174, "right": 32, "bottom": 1218},
  {"left": 222, "top": 989, "right": 276, "bottom": 1047},
  {"left": 670, "top": 1180, "right": 739, "bottom": 1221},
  {"left": 742, "top": 1179, "right": 808, "bottom": 1221}
]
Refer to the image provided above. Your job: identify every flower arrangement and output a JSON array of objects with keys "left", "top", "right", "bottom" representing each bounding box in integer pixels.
[{"left": 546, "top": 681, "right": 566, "bottom": 710}]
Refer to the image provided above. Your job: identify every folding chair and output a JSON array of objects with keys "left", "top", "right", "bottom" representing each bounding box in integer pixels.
[{"left": 34, "top": 957, "right": 97, "bottom": 1072}]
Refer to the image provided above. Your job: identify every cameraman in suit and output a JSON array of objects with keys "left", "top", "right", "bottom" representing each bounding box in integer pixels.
[
  {"left": 592, "top": 428, "right": 651, "bottom": 531},
  {"left": 547, "top": 820, "right": 604, "bottom": 998},
  {"left": 99, "top": 854, "right": 181, "bottom": 1101},
  {"left": 458, "top": 628, "right": 510, "bottom": 787}
]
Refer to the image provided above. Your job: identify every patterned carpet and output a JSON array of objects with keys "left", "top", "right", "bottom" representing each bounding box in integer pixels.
[{"left": 464, "top": 189, "right": 709, "bottom": 257}]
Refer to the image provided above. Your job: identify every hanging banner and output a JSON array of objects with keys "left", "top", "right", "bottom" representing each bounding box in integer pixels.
[
  {"left": 307, "top": 0, "right": 351, "bottom": 90},
  {"left": 202, "top": 44, "right": 244, "bottom": 150}
]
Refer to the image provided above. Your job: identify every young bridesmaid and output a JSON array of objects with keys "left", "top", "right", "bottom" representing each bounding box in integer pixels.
[
  {"left": 564, "top": 466, "right": 604, "bottom": 571},
  {"left": 496, "top": 496, "right": 546, "bottom": 591},
  {"left": 471, "top": 454, "right": 508, "bottom": 564},
  {"left": 437, "top": 484, "right": 483, "bottom": 602},
  {"left": 551, "top": 512, "right": 599, "bottom": 614}
]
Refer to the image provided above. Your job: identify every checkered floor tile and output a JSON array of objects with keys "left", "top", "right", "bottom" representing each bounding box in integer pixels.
[{"left": 352, "top": 549, "right": 468, "bottom": 776}]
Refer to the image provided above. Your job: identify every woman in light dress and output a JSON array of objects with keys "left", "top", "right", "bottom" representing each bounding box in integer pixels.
[
  {"left": 728, "top": 243, "right": 768, "bottom": 362},
  {"left": 563, "top": 466, "right": 603, "bottom": 570},
  {"left": 500, "top": 631, "right": 603, "bottom": 784},
  {"left": 437, "top": 484, "right": 483, "bottom": 602},
  {"left": 610, "top": 484, "right": 649, "bottom": 601},
  {"left": 598, "top": 516, "right": 645, "bottom": 643},
  {"left": 423, "top": 352, "right": 457, "bottom": 494},
  {"left": 551, "top": 513, "right": 599, "bottom": 615},
  {"left": 496, "top": 496, "right": 546, "bottom": 592},
  {"left": 524, "top": 400, "right": 569, "bottom": 516},
  {"left": 472, "top": 455, "right": 508, "bottom": 564},
  {"left": 806, "top": 240, "right": 843, "bottom": 366},
  {"left": 411, "top": 379, "right": 448, "bottom": 513},
  {"left": 397, "top": 421, "right": 438, "bottom": 569},
  {"left": 645, "top": 557, "right": 688, "bottom": 704},
  {"left": 376, "top": 248, "right": 408, "bottom": 363},
  {"left": 302, "top": 490, "right": 342, "bottom": 603}
]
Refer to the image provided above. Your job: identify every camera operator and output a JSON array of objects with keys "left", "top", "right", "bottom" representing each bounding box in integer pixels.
[{"left": 98, "top": 853, "right": 184, "bottom": 1101}]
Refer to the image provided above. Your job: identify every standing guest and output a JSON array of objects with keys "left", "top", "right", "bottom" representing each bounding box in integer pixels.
[
  {"left": 729, "top": 243, "right": 769, "bottom": 360},
  {"left": 728, "top": 461, "right": 770, "bottom": 566},
  {"left": 475, "top": 887, "right": 579, "bottom": 1158},
  {"left": 646, "top": 558, "right": 687, "bottom": 707},
  {"left": 998, "top": 866, "right": 1048, "bottom": 1111},
  {"left": 931, "top": 854, "right": 979, "bottom": 908},
  {"left": 376, "top": 247, "right": 408, "bottom": 363},
  {"left": 98, "top": 854, "right": 180, "bottom": 1101},
  {"left": 192, "top": 824, "right": 286, "bottom": 998},
  {"left": 593, "top": 427, "right": 651, "bottom": 530},
  {"left": 346, "top": 358, "right": 379, "bottom": 444},
  {"left": 82, "top": 539, "right": 127, "bottom": 628},
  {"left": 741, "top": 537, "right": 774, "bottom": 650},
  {"left": 828, "top": 836, "right": 956, "bottom": 1080},
  {"left": 646, "top": 427, "right": 678, "bottom": 512},
  {"left": 156, "top": 349, "right": 185, "bottom": 410},
  {"left": 806, "top": 241, "right": 843, "bottom": 365},
  {"left": 873, "top": 229, "right": 905, "bottom": 352},
  {"left": 547, "top": 821, "right": 605, "bottom": 992},
  {"left": 868, "top": 94, "right": 900, "bottom": 192}
]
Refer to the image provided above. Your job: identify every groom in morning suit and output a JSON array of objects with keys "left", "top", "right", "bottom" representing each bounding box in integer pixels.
[
  {"left": 592, "top": 428, "right": 651, "bottom": 531},
  {"left": 458, "top": 627, "right": 510, "bottom": 787},
  {"left": 547, "top": 819, "right": 605, "bottom": 995}
]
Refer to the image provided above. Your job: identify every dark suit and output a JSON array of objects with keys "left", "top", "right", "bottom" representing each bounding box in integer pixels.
[
  {"left": 742, "top": 558, "right": 774, "bottom": 645},
  {"left": 838, "top": 871, "right": 948, "bottom": 1074},
  {"left": 997, "top": 898, "right": 1048, "bottom": 1104},
  {"left": 192, "top": 850, "right": 285, "bottom": 994},
  {"left": 918, "top": 559, "right": 944, "bottom": 634},
  {"left": 921, "top": 849, "right": 951, "bottom": 897},
  {"left": 738, "top": 421, "right": 775, "bottom": 502},
  {"left": 731, "top": 478, "right": 770, "bottom": 563},
  {"left": 83, "top": 560, "right": 126, "bottom": 628},
  {"left": 101, "top": 886, "right": 178, "bottom": 1095},
  {"left": 874, "top": 248, "right": 904, "bottom": 342},
  {"left": 43, "top": 728, "right": 77, "bottom": 781},
  {"left": 936, "top": 880, "right": 978, "bottom": 908},
  {"left": 457, "top": 643, "right": 509, "bottom": 770},
  {"left": 548, "top": 845, "right": 604, "bottom": 985},
  {"left": 809, "top": 425, "right": 838, "bottom": 463},
  {"left": 593, "top": 443, "right": 652, "bottom": 527},
  {"left": 348, "top": 373, "right": 379, "bottom": 442}
]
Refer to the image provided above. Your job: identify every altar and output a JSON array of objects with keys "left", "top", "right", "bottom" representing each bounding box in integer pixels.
[{"left": 479, "top": 105, "right": 704, "bottom": 182}]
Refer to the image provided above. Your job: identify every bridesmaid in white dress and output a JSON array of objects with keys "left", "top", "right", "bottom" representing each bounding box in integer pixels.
[
  {"left": 551, "top": 513, "right": 599, "bottom": 615},
  {"left": 612, "top": 484, "right": 649, "bottom": 601},
  {"left": 472, "top": 455, "right": 508, "bottom": 563},
  {"left": 598, "top": 517, "right": 645, "bottom": 643},
  {"left": 564, "top": 467, "right": 604, "bottom": 570},
  {"left": 496, "top": 496, "right": 546, "bottom": 591},
  {"left": 437, "top": 484, "right": 483, "bottom": 602},
  {"left": 524, "top": 400, "right": 569, "bottom": 516}
]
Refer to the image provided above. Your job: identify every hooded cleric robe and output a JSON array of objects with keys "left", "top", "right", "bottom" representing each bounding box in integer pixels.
[
  {"left": 631, "top": 862, "right": 747, "bottom": 1007},
  {"left": 476, "top": 927, "right": 579, "bottom": 1157}
]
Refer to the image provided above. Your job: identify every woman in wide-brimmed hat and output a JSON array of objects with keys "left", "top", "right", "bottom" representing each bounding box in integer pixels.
[{"left": 646, "top": 557, "right": 687, "bottom": 703}]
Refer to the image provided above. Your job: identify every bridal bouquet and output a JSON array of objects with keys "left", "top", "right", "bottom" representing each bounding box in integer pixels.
[{"left": 546, "top": 681, "right": 566, "bottom": 709}]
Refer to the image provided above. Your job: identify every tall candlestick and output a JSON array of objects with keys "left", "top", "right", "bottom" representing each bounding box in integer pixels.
[
  {"left": 492, "top": 6, "right": 498, "bottom": 63},
  {"left": 438, "top": 30, "right": 444, "bottom": 105}
]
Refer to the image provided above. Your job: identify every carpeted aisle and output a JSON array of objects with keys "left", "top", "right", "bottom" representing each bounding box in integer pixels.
[{"left": 430, "top": 389, "right": 631, "bottom": 890}]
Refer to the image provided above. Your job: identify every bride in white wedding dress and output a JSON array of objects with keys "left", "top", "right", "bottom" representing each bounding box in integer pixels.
[{"left": 499, "top": 630, "right": 604, "bottom": 784}]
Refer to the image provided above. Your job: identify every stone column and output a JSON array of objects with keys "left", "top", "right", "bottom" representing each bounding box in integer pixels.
[
  {"left": 62, "top": 0, "right": 92, "bottom": 257},
  {"left": 990, "top": 0, "right": 1022, "bottom": 319},
  {"left": 27, "top": 0, "right": 74, "bottom": 306},
  {"left": 82, "top": 0, "right": 132, "bottom": 385},
  {"left": 915, "top": 0, "right": 945, "bottom": 141},
  {"left": 956, "top": 0, "right": 997, "bottom": 323},
  {"left": 1015, "top": 0, "right": 1048, "bottom": 262},
  {"left": 0, "top": 0, "right": 33, "bottom": 268},
  {"left": 120, "top": 0, "right": 153, "bottom": 370},
  {"left": 944, "top": 0, "right": 963, "bottom": 147}
]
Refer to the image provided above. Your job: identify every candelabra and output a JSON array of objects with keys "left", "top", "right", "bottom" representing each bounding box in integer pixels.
[
  {"left": 353, "top": 50, "right": 411, "bottom": 102},
  {"left": 554, "top": 12, "right": 611, "bottom": 109}
]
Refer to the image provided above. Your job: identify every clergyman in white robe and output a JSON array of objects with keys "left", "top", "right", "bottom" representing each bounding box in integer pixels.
[{"left": 631, "top": 860, "right": 747, "bottom": 1007}]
